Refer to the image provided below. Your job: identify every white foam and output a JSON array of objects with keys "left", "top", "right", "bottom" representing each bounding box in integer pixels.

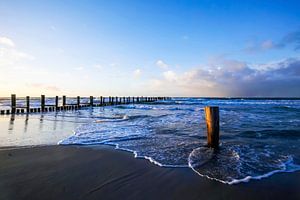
[
  {"left": 107, "top": 142, "right": 188, "bottom": 168},
  {"left": 188, "top": 152, "right": 300, "bottom": 185}
]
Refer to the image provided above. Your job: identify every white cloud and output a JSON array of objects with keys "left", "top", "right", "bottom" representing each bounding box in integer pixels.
[
  {"left": 133, "top": 68, "right": 142, "bottom": 78},
  {"left": 0, "top": 36, "right": 15, "bottom": 47},
  {"left": 149, "top": 57, "right": 300, "bottom": 97},
  {"left": 163, "top": 70, "right": 177, "bottom": 82},
  {"left": 156, "top": 59, "right": 169, "bottom": 69}
]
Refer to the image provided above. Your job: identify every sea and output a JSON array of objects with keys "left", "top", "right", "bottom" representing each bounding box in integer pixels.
[{"left": 1, "top": 97, "right": 300, "bottom": 184}]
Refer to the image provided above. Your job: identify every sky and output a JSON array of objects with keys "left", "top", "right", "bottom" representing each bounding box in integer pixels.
[{"left": 0, "top": 0, "right": 300, "bottom": 97}]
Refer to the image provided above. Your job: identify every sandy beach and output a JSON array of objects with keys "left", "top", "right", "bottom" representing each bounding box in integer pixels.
[{"left": 0, "top": 145, "right": 299, "bottom": 200}]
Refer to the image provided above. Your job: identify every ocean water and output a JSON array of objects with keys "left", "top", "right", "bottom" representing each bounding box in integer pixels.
[
  {"left": 1, "top": 97, "right": 300, "bottom": 184},
  {"left": 58, "top": 98, "right": 300, "bottom": 184}
]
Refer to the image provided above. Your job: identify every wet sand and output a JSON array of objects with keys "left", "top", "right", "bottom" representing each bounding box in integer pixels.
[{"left": 0, "top": 145, "right": 299, "bottom": 200}]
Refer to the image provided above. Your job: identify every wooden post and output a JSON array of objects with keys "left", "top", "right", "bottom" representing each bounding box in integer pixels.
[
  {"left": 11, "top": 94, "right": 16, "bottom": 114},
  {"left": 90, "top": 96, "right": 93, "bottom": 106},
  {"left": 100, "top": 96, "right": 103, "bottom": 105},
  {"left": 55, "top": 96, "right": 59, "bottom": 109},
  {"left": 41, "top": 95, "right": 45, "bottom": 112},
  {"left": 62, "top": 96, "right": 66, "bottom": 107},
  {"left": 26, "top": 96, "right": 30, "bottom": 113},
  {"left": 204, "top": 106, "right": 219, "bottom": 148},
  {"left": 115, "top": 96, "right": 118, "bottom": 105},
  {"left": 77, "top": 96, "right": 80, "bottom": 106}
]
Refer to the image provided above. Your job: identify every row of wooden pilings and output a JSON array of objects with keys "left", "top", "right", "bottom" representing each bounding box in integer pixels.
[{"left": 0, "top": 94, "right": 170, "bottom": 115}]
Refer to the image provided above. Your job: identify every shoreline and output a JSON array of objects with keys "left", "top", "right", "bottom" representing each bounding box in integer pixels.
[{"left": 0, "top": 145, "right": 299, "bottom": 200}]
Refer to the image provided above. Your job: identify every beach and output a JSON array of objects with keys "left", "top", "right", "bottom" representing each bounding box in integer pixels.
[{"left": 0, "top": 145, "right": 300, "bottom": 200}]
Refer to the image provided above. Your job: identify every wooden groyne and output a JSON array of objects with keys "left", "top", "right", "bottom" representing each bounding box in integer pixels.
[{"left": 0, "top": 94, "right": 170, "bottom": 115}]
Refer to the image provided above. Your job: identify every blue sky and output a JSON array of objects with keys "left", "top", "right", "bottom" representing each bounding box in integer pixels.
[{"left": 0, "top": 0, "right": 300, "bottom": 97}]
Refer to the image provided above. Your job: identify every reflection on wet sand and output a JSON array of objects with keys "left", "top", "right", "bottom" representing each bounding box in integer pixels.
[{"left": 1, "top": 111, "right": 83, "bottom": 147}]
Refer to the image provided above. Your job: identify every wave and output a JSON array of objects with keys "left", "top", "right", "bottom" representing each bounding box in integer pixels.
[{"left": 188, "top": 145, "right": 300, "bottom": 184}]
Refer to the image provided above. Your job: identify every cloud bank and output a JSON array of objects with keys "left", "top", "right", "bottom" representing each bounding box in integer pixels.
[{"left": 149, "top": 57, "right": 300, "bottom": 97}]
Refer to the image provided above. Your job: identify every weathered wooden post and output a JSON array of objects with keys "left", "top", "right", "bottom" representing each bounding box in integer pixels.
[
  {"left": 11, "top": 94, "right": 16, "bottom": 114},
  {"left": 77, "top": 96, "right": 80, "bottom": 106},
  {"left": 55, "top": 96, "right": 59, "bottom": 109},
  {"left": 100, "top": 96, "right": 103, "bottom": 105},
  {"left": 115, "top": 96, "right": 118, "bottom": 105},
  {"left": 62, "top": 95, "right": 66, "bottom": 107},
  {"left": 26, "top": 96, "right": 30, "bottom": 113},
  {"left": 90, "top": 96, "right": 93, "bottom": 106},
  {"left": 204, "top": 106, "right": 219, "bottom": 148},
  {"left": 41, "top": 95, "right": 45, "bottom": 112}
]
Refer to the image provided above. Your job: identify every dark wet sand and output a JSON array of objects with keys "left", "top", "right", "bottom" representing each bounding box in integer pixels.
[{"left": 0, "top": 145, "right": 299, "bottom": 200}]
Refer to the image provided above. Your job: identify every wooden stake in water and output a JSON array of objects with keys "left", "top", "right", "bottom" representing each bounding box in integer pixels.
[
  {"left": 77, "top": 96, "right": 80, "bottom": 106},
  {"left": 55, "top": 96, "right": 59, "bottom": 109},
  {"left": 41, "top": 95, "right": 45, "bottom": 112},
  {"left": 90, "top": 96, "right": 93, "bottom": 106},
  {"left": 204, "top": 106, "right": 219, "bottom": 148},
  {"left": 11, "top": 94, "right": 16, "bottom": 114},
  {"left": 62, "top": 96, "right": 66, "bottom": 107},
  {"left": 26, "top": 96, "right": 30, "bottom": 113}
]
